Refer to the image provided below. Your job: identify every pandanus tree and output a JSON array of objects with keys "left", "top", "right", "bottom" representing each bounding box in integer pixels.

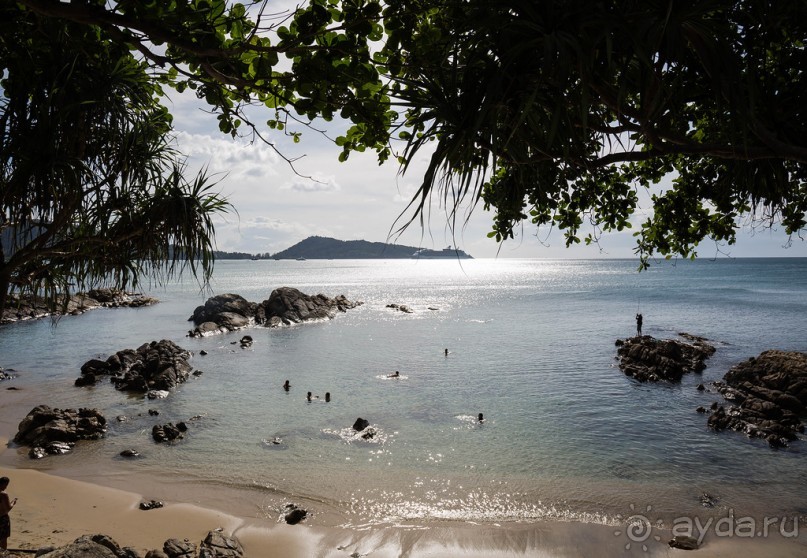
[{"left": 0, "top": 5, "right": 230, "bottom": 315}]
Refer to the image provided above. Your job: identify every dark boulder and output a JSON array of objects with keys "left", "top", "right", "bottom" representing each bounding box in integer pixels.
[
  {"left": 77, "top": 340, "right": 193, "bottom": 394},
  {"left": 35, "top": 534, "right": 137, "bottom": 558},
  {"left": 615, "top": 334, "right": 715, "bottom": 383},
  {"left": 163, "top": 538, "right": 197, "bottom": 558},
  {"left": 152, "top": 423, "right": 184, "bottom": 444},
  {"left": 283, "top": 504, "right": 308, "bottom": 525},
  {"left": 187, "top": 288, "right": 362, "bottom": 336},
  {"left": 668, "top": 535, "right": 699, "bottom": 550},
  {"left": 14, "top": 406, "right": 107, "bottom": 453},
  {"left": 352, "top": 417, "right": 370, "bottom": 431},
  {"left": 708, "top": 350, "right": 807, "bottom": 448},
  {"left": 200, "top": 530, "right": 245, "bottom": 557},
  {"left": 259, "top": 287, "right": 362, "bottom": 325}
]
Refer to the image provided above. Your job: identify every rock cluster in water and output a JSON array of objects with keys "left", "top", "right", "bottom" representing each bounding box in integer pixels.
[
  {"left": 20, "top": 531, "right": 245, "bottom": 558},
  {"left": 0, "top": 288, "right": 158, "bottom": 324},
  {"left": 187, "top": 287, "right": 362, "bottom": 337},
  {"left": 13, "top": 405, "right": 107, "bottom": 459},
  {"left": 705, "top": 350, "right": 807, "bottom": 448},
  {"left": 75, "top": 339, "right": 193, "bottom": 392},
  {"left": 615, "top": 333, "right": 716, "bottom": 382}
]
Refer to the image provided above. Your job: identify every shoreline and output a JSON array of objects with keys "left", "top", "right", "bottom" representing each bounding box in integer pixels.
[{"left": 2, "top": 454, "right": 806, "bottom": 557}]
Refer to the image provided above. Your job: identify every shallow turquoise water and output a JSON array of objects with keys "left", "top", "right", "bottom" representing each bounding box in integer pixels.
[{"left": 1, "top": 258, "right": 805, "bottom": 526}]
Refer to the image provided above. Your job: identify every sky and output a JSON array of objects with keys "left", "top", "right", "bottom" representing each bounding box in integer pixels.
[{"left": 164, "top": 4, "right": 807, "bottom": 261}]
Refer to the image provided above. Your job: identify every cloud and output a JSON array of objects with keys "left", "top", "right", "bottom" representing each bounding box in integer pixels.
[
  {"left": 285, "top": 174, "right": 341, "bottom": 193},
  {"left": 173, "top": 131, "right": 281, "bottom": 180}
]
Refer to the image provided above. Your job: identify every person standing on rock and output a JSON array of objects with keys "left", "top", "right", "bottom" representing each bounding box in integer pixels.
[
  {"left": 0, "top": 476, "right": 17, "bottom": 550},
  {"left": 635, "top": 313, "right": 643, "bottom": 337}
]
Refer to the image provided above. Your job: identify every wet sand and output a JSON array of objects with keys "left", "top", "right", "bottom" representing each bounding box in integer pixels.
[{"left": 1, "top": 455, "right": 806, "bottom": 557}]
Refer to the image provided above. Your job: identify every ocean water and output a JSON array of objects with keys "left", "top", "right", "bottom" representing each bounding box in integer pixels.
[{"left": 1, "top": 258, "right": 806, "bottom": 528}]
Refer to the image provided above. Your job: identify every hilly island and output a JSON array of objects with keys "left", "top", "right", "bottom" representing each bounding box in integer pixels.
[{"left": 216, "top": 236, "right": 473, "bottom": 260}]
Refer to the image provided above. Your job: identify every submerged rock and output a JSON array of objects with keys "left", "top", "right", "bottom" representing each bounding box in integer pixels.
[{"left": 615, "top": 333, "right": 715, "bottom": 382}]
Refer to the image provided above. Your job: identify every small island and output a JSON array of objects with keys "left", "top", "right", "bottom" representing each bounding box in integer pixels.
[{"left": 219, "top": 236, "right": 473, "bottom": 260}]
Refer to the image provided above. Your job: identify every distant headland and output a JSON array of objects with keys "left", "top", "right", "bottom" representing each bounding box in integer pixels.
[{"left": 215, "top": 236, "right": 473, "bottom": 260}]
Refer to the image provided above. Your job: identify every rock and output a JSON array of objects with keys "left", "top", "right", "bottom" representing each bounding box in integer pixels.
[
  {"left": 139, "top": 500, "right": 164, "bottom": 511},
  {"left": 699, "top": 492, "right": 718, "bottom": 508},
  {"left": 199, "top": 350, "right": 208, "bottom": 356},
  {"left": 14, "top": 406, "right": 107, "bottom": 452},
  {"left": 1, "top": 291, "right": 157, "bottom": 325},
  {"left": 120, "top": 449, "right": 140, "bottom": 458},
  {"left": 46, "top": 441, "right": 73, "bottom": 455},
  {"left": 386, "top": 303, "right": 413, "bottom": 313},
  {"left": 283, "top": 504, "right": 308, "bottom": 525},
  {"left": 187, "top": 289, "right": 361, "bottom": 337},
  {"left": 199, "top": 530, "right": 244, "bottom": 558},
  {"left": 77, "top": 340, "right": 194, "bottom": 394},
  {"left": 190, "top": 294, "right": 256, "bottom": 325},
  {"left": 152, "top": 423, "right": 184, "bottom": 444},
  {"left": 35, "top": 534, "right": 135, "bottom": 558},
  {"left": 29, "top": 446, "right": 46, "bottom": 459},
  {"left": 668, "top": 535, "right": 699, "bottom": 550},
  {"left": 352, "top": 418, "right": 370, "bottom": 432},
  {"left": 163, "top": 538, "right": 197, "bottom": 558},
  {"left": 615, "top": 334, "right": 715, "bottom": 383},
  {"left": 145, "top": 551, "right": 169, "bottom": 558},
  {"left": 239, "top": 335, "right": 253, "bottom": 348},
  {"left": 260, "top": 287, "right": 362, "bottom": 325},
  {"left": 708, "top": 351, "right": 807, "bottom": 448}
]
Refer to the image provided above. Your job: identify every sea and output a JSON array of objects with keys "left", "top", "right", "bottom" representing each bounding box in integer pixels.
[{"left": 1, "top": 258, "right": 806, "bottom": 530}]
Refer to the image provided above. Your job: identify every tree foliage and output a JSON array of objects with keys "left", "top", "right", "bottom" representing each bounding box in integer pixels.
[
  {"left": 6, "top": 0, "right": 807, "bottom": 277},
  {"left": 0, "top": 4, "right": 230, "bottom": 314},
  {"left": 380, "top": 0, "right": 807, "bottom": 265}
]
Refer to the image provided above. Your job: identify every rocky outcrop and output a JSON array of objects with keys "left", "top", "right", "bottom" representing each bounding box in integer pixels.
[
  {"left": 1, "top": 290, "right": 158, "bottom": 324},
  {"left": 75, "top": 340, "right": 193, "bottom": 393},
  {"left": 28, "top": 531, "right": 244, "bottom": 558},
  {"left": 707, "top": 350, "right": 807, "bottom": 448},
  {"left": 615, "top": 333, "right": 716, "bottom": 382},
  {"left": 187, "top": 288, "right": 362, "bottom": 337},
  {"left": 14, "top": 405, "right": 107, "bottom": 459},
  {"left": 386, "top": 303, "right": 413, "bottom": 313}
]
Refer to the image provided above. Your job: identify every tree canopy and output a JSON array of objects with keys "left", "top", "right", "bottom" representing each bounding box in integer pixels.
[
  {"left": 0, "top": 3, "right": 230, "bottom": 315},
  {"left": 381, "top": 0, "right": 807, "bottom": 265},
  {"left": 3, "top": 0, "right": 806, "bottom": 309}
]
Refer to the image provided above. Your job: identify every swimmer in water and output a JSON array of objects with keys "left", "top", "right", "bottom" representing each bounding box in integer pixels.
[
  {"left": 283, "top": 380, "right": 290, "bottom": 391},
  {"left": 387, "top": 371, "right": 400, "bottom": 378},
  {"left": 478, "top": 413, "right": 484, "bottom": 423}
]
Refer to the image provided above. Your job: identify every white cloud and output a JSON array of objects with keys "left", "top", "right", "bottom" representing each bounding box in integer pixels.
[{"left": 285, "top": 175, "right": 341, "bottom": 193}]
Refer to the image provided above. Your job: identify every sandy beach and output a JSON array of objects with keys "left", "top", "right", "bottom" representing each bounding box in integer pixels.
[{"left": 2, "top": 452, "right": 806, "bottom": 557}]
